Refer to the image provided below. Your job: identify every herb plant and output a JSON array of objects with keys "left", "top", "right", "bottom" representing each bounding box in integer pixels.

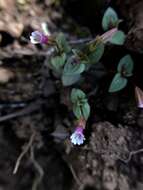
[{"left": 30, "top": 7, "right": 136, "bottom": 145}]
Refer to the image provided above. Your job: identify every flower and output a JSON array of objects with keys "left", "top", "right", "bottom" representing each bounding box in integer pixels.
[
  {"left": 101, "top": 28, "right": 118, "bottom": 43},
  {"left": 135, "top": 86, "right": 143, "bottom": 108},
  {"left": 70, "top": 127, "right": 85, "bottom": 145},
  {"left": 30, "top": 31, "right": 48, "bottom": 44}
]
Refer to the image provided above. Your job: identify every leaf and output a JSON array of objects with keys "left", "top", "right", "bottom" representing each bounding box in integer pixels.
[
  {"left": 71, "top": 89, "right": 90, "bottom": 120},
  {"left": 109, "top": 30, "right": 126, "bottom": 45},
  {"left": 102, "top": 7, "right": 118, "bottom": 31},
  {"left": 88, "top": 41, "right": 105, "bottom": 64},
  {"left": 81, "top": 102, "right": 90, "bottom": 120},
  {"left": 109, "top": 73, "right": 128, "bottom": 92},
  {"left": 63, "top": 56, "right": 85, "bottom": 75},
  {"left": 62, "top": 74, "right": 81, "bottom": 86},
  {"left": 56, "top": 33, "right": 71, "bottom": 53},
  {"left": 72, "top": 49, "right": 89, "bottom": 62},
  {"left": 73, "top": 104, "right": 82, "bottom": 119},
  {"left": 63, "top": 61, "right": 85, "bottom": 75},
  {"left": 62, "top": 58, "right": 85, "bottom": 86},
  {"left": 51, "top": 53, "right": 66, "bottom": 71},
  {"left": 117, "top": 55, "right": 134, "bottom": 77},
  {"left": 71, "top": 88, "right": 86, "bottom": 103}
]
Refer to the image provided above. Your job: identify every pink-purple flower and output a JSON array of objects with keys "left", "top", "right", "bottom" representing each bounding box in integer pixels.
[
  {"left": 30, "top": 31, "right": 48, "bottom": 44},
  {"left": 135, "top": 86, "right": 143, "bottom": 108},
  {"left": 101, "top": 28, "right": 118, "bottom": 43},
  {"left": 70, "top": 126, "right": 85, "bottom": 145}
]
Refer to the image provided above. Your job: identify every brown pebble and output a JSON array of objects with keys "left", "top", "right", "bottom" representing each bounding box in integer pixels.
[{"left": 0, "top": 67, "right": 14, "bottom": 83}]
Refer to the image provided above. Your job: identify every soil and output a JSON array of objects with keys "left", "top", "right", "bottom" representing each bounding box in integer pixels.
[{"left": 0, "top": 0, "right": 143, "bottom": 190}]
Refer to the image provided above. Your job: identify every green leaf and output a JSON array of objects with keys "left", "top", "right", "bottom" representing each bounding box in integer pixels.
[
  {"left": 117, "top": 55, "right": 134, "bottom": 77},
  {"left": 109, "top": 73, "right": 128, "bottom": 92},
  {"left": 81, "top": 102, "right": 90, "bottom": 120},
  {"left": 63, "top": 62, "right": 85, "bottom": 75},
  {"left": 51, "top": 53, "right": 66, "bottom": 71},
  {"left": 71, "top": 88, "right": 86, "bottom": 103},
  {"left": 62, "top": 74, "right": 81, "bottom": 86},
  {"left": 109, "top": 30, "right": 126, "bottom": 45},
  {"left": 73, "top": 103, "right": 90, "bottom": 120},
  {"left": 56, "top": 33, "right": 71, "bottom": 53},
  {"left": 88, "top": 41, "right": 104, "bottom": 64},
  {"left": 102, "top": 7, "right": 118, "bottom": 31},
  {"left": 62, "top": 57, "right": 85, "bottom": 86},
  {"left": 72, "top": 49, "right": 89, "bottom": 62},
  {"left": 73, "top": 104, "right": 82, "bottom": 119},
  {"left": 63, "top": 58, "right": 85, "bottom": 75},
  {"left": 71, "top": 88, "right": 90, "bottom": 120}
]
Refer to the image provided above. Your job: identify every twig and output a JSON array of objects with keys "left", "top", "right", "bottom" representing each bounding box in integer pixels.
[
  {"left": 117, "top": 148, "right": 143, "bottom": 164},
  {"left": 69, "top": 37, "right": 92, "bottom": 45},
  {"left": 0, "top": 47, "right": 55, "bottom": 59},
  {"left": 13, "top": 132, "right": 36, "bottom": 174},
  {"left": 0, "top": 36, "right": 92, "bottom": 59},
  {"left": 62, "top": 154, "right": 82, "bottom": 187},
  {"left": 0, "top": 100, "right": 43, "bottom": 123},
  {"left": 68, "top": 163, "right": 82, "bottom": 187},
  {"left": 0, "top": 101, "right": 27, "bottom": 109},
  {"left": 12, "top": 47, "right": 55, "bottom": 57},
  {"left": 83, "top": 147, "right": 143, "bottom": 164},
  {"left": 30, "top": 146, "right": 44, "bottom": 190}
]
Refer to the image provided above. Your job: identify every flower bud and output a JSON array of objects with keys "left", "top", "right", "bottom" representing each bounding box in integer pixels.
[{"left": 135, "top": 86, "right": 143, "bottom": 108}]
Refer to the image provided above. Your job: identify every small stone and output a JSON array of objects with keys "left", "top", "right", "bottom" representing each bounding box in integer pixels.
[{"left": 0, "top": 67, "right": 14, "bottom": 83}]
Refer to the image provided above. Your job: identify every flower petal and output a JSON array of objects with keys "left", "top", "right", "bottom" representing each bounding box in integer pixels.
[{"left": 30, "top": 36, "right": 39, "bottom": 44}]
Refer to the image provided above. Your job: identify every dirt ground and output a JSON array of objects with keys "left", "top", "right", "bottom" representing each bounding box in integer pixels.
[{"left": 0, "top": 0, "right": 143, "bottom": 190}]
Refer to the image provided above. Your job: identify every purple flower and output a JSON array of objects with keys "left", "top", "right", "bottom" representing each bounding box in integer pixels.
[
  {"left": 70, "top": 127, "right": 85, "bottom": 145},
  {"left": 30, "top": 31, "right": 48, "bottom": 44}
]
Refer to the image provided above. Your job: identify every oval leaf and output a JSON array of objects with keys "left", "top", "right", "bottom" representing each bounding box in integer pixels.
[
  {"left": 63, "top": 62, "right": 85, "bottom": 75},
  {"left": 63, "top": 57, "right": 85, "bottom": 75},
  {"left": 109, "top": 30, "right": 126, "bottom": 45},
  {"left": 81, "top": 102, "right": 90, "bottom": 120},
  {"left": 71, "top": 88, "right": 86, "bottom": 103},
  {"left": 102, "top": 7, "right": 118, "bottom": 31},
  {"left": 62, "top": 74, "right": 81, "bottom": 86},
  {"left": 56, "top": 33, "right": 71, "bottom": 53},
  {"left": 73, "top": 105, "right": 82, "bottom": 119},
  {"left": 88, "top": 41, "right": 104, "bottom": 64},
  {"left": 117, "top": 55, "right": 134, "bottom": 77},
  {"left": 51, "top": 53, "right": 66, "bottom": 71},
  {"left": 109, "top": 73, "right": 128, "bottom": 92}
]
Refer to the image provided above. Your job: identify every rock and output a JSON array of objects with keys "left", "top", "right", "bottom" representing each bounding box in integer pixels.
[
  {"left": 137, "top": 110, "right": 143, "bottom": 128},
  {"left": 103, "top": 167, "right": 117, "bottom": 190},
  {"left": 0, "top": 67, "right": 14, "bottom": 83}
]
